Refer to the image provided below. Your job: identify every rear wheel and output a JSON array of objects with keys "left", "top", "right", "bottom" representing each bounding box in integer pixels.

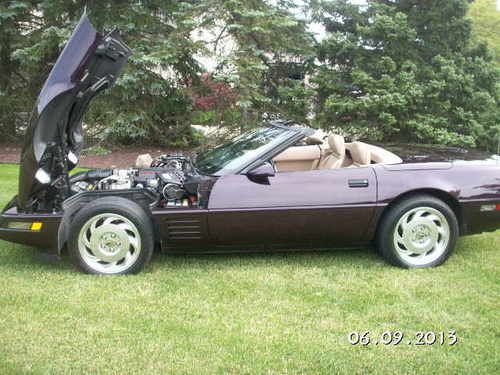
[
  {"left": 68, "top": 197, "right": 154, "bottom": 275},
  {"left": 376, "top": 195, "right": 459, "bottom": 268}
]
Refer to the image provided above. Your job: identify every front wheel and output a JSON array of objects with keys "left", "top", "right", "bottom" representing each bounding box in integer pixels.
[
  {"left": 376, "top": 195, "right": 459, "bottom": 268},
  {"left": 68, "top": 197, "right": 154, "bottom": 275}
]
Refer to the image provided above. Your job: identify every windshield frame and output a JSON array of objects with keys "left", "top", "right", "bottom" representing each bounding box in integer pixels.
[{"left": 194, "top": 121, "right": 313, "bottom": 176}]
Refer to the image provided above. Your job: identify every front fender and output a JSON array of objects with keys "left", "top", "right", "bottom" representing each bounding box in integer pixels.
[{"left": 57, "top": 189, "right": 159, "bottom": 253}]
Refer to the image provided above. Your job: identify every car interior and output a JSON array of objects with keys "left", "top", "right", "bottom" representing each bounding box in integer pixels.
[{"left": 272, "top": 134, "right": 403, "bottom": 172}]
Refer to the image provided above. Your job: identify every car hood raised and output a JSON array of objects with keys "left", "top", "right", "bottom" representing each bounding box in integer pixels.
[{"left": 18, "top": 14, "right": 132, "bottom": 210}]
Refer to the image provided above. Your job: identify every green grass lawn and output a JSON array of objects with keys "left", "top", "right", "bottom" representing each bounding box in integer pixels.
[{"left": 0, "top": 163, "right": 498, "bottom": 374}]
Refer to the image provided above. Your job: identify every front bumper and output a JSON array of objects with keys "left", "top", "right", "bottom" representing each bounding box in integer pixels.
[{"left": 0, "top": 196, "right": 62, "bottom": 251}]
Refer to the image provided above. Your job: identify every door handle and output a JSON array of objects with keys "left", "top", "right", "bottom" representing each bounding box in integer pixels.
[{"left": 348, "top": 179, "right": 369, "bottom": 188}]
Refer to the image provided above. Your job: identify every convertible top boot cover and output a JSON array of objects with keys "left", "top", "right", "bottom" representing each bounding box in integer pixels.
[{"left": 18, "top": 14, "right": 132, "bottom": 211}]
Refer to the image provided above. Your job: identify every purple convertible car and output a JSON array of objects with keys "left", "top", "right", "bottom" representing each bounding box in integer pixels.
[{"left": 1, "top": 16, "right": 499, "bottom": 274}]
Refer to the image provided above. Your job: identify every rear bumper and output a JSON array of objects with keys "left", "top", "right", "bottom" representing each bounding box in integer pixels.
[
  {"left": 461, "top": 199, "right": 500, "bottom": 235},
  {"left": 0, "top": 196, "right": 62, "bottom": 252}
]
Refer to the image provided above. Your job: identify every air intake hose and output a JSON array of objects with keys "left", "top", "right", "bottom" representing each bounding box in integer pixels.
[{"left": 69, "top": 169, "right": 114, "bottom": 183}]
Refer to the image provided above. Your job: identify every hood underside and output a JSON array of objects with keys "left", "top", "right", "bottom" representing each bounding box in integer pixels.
[{"left": 18, "top": 14, "right": 132, "bottom": 210}]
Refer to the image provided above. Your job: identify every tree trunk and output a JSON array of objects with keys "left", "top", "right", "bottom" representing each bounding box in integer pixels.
[{"left": 0, "top": 26, "right": 20, "bottom": 141}]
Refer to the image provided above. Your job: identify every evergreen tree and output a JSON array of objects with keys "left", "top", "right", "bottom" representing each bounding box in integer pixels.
[
  {"left": 1, "top": 1, "right": 498, "bottom": 150},
  {"left": 0, "top": 0, "right": 315, "bottom": 146},
  {"left": 1, "top": 0, "right": 204, "bottom": 146},
  {"left": 312, "top": 0, "right": 499, "bottom": 150},
  {"left": 195, "top": 0, "right": 316, "bottom": 127},
  {"left": 469, "top": 0, "right": 500, "bottom": 65}
]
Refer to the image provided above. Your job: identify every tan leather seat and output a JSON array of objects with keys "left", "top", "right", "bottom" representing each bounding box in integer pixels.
[
  {"left": 317, "top": 134, "right": 346, "bottom": 169},
  {"left": 273, "top": 145, "right": 321, "bottom": 172},
  {"left": 348, "top": 142, "right": 371, "bottom": 167}
]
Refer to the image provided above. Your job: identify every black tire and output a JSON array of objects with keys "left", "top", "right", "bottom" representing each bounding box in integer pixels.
[
  {"left": 376, "top": 195, "right": 459, "bottom": 268},
  {"left": 68, "top": 197, "right": 154, "bottom": 275}
]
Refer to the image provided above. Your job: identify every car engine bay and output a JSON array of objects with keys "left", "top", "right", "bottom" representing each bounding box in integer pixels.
[{"left": 68, "top": 155, "right": 208, "bottom": 209}]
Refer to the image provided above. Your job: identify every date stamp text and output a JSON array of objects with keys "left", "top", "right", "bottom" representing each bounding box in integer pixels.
[{"left": 347, "top": 330, "right": 458, "bottom": 346}]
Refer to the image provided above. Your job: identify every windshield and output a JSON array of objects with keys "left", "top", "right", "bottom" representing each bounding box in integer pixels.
[{"left": 195, "top": 125, "right": 297, "bottom": 175}]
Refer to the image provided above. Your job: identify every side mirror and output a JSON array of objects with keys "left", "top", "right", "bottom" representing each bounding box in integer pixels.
[
  {"left": 246, "top": 163, "right": 275, "bottom": 184},
  {"left": 247, "top": 163, "right": 275, "bottom": 178}
]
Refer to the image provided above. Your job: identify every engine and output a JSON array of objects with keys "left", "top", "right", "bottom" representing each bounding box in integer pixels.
[{"left": 70, "top": 155, "right": 199, "bottom": 208}]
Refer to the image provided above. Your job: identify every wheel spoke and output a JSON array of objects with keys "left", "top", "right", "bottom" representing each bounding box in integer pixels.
[
  {"left": 414, "top": 209, "right": 428, "bottom": 219},
  {"left": 101, "top": 260, "right": 118, "bottom": 268},
  {"left": 401, "top": 216, "right": 411, "bottom": 230},
  {"left": 103, "top": 216, "right": 119, "bottom": 226},
  {"left": 82, "top": 232, "right": 92, "bottom": 249},
  {"left": 83, "top": 251, "right": 100, "bottom": 261},
  {"left": 395, "top": 231, "right": 404, "bottom": 243},
  {"left": 117, "top": 223, "right": 133, "bottom": 233},
  {"left": 436, "top": 225, "right": 448, "bottom": 236},
  {"left": 90, "top": 219, "right": 99, "bottom": 233},
  {"left": 124, "top": 251, "right": 134, "bottom": 264},
  {"left": 425, "top": 214, "right": 441, "bottom": 224},
  {"left": 128, "top": 236, "right": 139, "bottom": 250}
]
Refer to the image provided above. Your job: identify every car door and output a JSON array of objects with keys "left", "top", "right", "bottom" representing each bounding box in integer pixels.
[{"left": 207, "top": 167, "right": 377, "bottom": 248}]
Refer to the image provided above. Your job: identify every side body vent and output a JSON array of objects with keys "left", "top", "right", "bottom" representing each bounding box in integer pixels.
[{"left": 165, "top": 218, "right": 202, "bottom": 241}]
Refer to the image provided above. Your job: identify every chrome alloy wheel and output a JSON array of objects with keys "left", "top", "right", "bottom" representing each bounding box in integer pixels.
[
  {"left": 393, "top": 207, "right": 450, "bottom": 266},
  {"left": 78, "top": 213, "right": 141, "bottom": 274}
]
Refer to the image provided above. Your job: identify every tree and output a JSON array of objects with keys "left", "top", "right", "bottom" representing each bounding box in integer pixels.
[
  {"left": 190, "top": 72, "right": 239, "bottom": 127},
  {"left": 312, "top": 0, "right": 499, "bottom": 150},
  {"left": 194, "top": 0, "right": 316, "bottom": 128},
  {"left": 468, "top": 0, "right": 500, "bottom": 65},
  {"left": 1, "top": 0, "right": 316, "bottom": 145},
  {"left": 2, "top": 1, "right": 498, "bottom": 150},
  {"left": 1, "top": 0, "right": 204, "bottom": 147},
  {"left": 0, "top": 0, "right": 37, "bottom": 142}
]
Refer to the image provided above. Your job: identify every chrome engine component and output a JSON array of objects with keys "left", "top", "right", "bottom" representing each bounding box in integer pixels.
[
  {"left": 159, "top": 170, "right": 184, "bottom": 185},
  {"left": 158, "top": 169, "right": 185, "bottom": 200},
  {"left": 162, "top": 183, "right": 185, "bottom": 200},
  {"left": 151, "top": 154, "right": 192, "bottom": 173},
  {"left": 85, "top": 166, "right": 189, "bottom": 204},
  {"left": 72, "top": 181, "right": 92, "bottom": 193},
  {"left": 70, "top": 157, "right": 196, "bottom": 208},
  {"left": 146, "top": 178, "right": 159, "bottom": 189},
  {"left": 97, "top": 169, "right": 134, "bottom": 190}
]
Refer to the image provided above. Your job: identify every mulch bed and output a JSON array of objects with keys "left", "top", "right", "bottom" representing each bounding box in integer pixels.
[
  {"left": 0, "top": 144, "right": 187, "bottom": 169},
  {"left": 0, "top": 145, "right": 23, "bottom": 165}
]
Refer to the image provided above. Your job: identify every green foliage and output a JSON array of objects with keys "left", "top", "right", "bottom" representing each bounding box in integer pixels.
[
  {"left": 313, "top": 0, "right": 500, "bottom": 150},
  {"left": 469, "top": 0, "right": 500, "bottom": 65},
  {"left": 1, "top": 0, "right": 204, "bottom": 146},
  {"left": 195, "top": 0, "right": 316, "bottom": 127},
  {"left": 0, "top": 0, "right": 315, "bottom": 146},
  {"left": 0, "top": 0, "right": 498, "bottom": 150}
]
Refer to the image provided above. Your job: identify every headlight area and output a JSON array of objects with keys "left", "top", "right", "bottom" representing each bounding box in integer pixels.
[{"left": 0, "top": 206, "right": 62, "bottom": 251}]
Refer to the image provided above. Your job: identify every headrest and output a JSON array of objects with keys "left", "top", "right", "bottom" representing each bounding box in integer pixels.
[
  {"left": 327, "top": 134, "right": 345, "bottom": 157},
  {"left": 369, "top": 144, "right": 403, "bottom": 164},
  {"left": 304, "top": 135, "right": 323, "bottom": 145},
  {"left": 349, "top": 142, "right": 371, "bottom": 166}
]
